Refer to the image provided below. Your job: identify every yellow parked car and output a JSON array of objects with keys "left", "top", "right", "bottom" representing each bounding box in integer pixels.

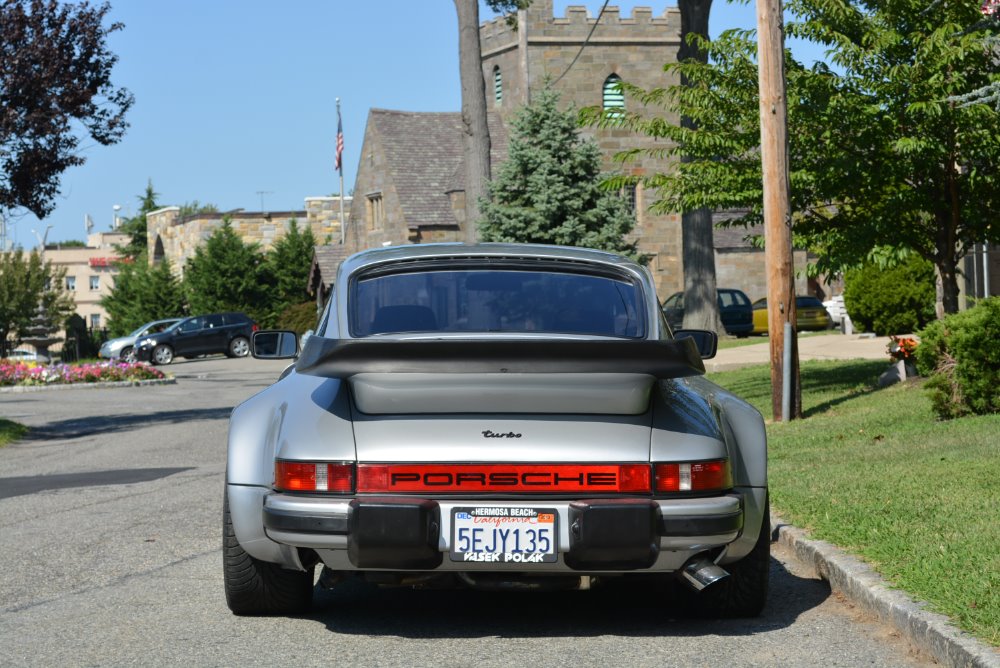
[{"left": 751, "top": 296, "right": 834, "bottom": 334}]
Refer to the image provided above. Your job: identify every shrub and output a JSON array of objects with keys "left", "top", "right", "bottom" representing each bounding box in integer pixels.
[
  {"left": 843, "top": 256, "right": 936, "bottom": 335},
  {"left": 276, "top": 301, "right": 319, "bottom": 336},
  {"left": 914, "top": 297, "right": 1000, "bottom": 419}
]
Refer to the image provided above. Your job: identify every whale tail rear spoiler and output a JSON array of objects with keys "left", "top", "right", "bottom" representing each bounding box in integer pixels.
[{"left": 294, "top": 337, "right": 706, "bottom": 380}]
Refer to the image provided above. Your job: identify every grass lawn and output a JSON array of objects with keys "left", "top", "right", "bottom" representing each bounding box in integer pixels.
[
  {"left": 707, "top": 360, "right": 1000, "bottom": 646},
  {"left": 0, "top": 418, "right": 27, "bottom": 447}
]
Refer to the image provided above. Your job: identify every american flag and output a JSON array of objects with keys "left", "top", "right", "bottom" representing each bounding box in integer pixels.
[{"left": 335, "top": 108, "right": 344, "bottom": 174}]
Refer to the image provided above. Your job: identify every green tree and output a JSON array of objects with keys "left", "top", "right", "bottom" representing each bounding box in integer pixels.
[
  {"left": 591, "top": 0, "right": 1000, "bottom": 316},
  {"left": 101, "top": 255, "right": 186, "bottom": 337},
  {"left": 260, "top": 220, "right": 316, "bottom": 327},
  {"left": 0, "top": 249, "right": 74, "bottom": 354},
  {"left": 115, "top": 180, "right": 161, "bottom": 261},
  {"left": 0, "top": 0, "right": 132, "bottom": 218},
  {"left": 479, "top": 88, "right": 638, "bottom": 257},
  {"left": 183, "top": 218, "right": 264, "bottom": 319}
]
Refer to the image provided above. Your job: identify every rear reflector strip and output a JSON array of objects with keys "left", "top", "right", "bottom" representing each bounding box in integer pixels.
[{"left": 357, "top": 463, "right": 652, "bottom": 493}]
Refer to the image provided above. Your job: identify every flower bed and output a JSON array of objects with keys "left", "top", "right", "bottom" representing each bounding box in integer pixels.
[{"left": 0, "top": 360, "right": 167, "bottom": 387}]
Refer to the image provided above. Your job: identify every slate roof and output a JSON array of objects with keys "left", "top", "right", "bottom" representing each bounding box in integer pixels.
[
  {"left": 308, "top": 244, "right": 351, "bottom": 293},
  {"left": 369, "top": 109, "right": 509, "bottom": 228}
]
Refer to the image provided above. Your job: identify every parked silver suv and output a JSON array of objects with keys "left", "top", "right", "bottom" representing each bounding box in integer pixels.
[{"left": 99, "top": 318, "right": 181, "bottom": 362}]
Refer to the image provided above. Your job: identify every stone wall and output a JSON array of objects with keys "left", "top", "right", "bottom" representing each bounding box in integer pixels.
[
  {"left": 148, "top": 197, "right": 349, "bottom": 276},
  {"left": 715, "top": 249, "right": 812, "bottom": 302}
]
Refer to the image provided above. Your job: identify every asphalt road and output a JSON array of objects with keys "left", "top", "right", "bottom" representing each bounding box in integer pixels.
[{"left": 0, "top": 356, "right": 935, "bottom": 667}]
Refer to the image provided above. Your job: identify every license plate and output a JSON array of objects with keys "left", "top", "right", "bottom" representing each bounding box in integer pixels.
[{"left": 450, "top": 507, "right": 558, "bottom": 563}]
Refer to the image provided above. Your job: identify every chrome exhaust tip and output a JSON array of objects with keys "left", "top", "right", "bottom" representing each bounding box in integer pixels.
[{"left": 680, "top": 558, "right": 730, "bottom": 592}]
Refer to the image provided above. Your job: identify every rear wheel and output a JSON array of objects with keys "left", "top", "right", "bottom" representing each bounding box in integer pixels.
[
  {"left": 228, "top": 336, "right": 250, "bottom": 358},
  {"left": 152, "top": 344, "right": 174, "bottom": 365},
  {"left": 223, "top": 489, "right": 314, "bottom": 615},
  {"left": 688, "top": 497, "right": 770, "bottom": 617}
]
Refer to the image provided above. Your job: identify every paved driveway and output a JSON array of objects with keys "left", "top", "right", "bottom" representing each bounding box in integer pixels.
[
  {"left": 708, "top": 333, "right": 893, "bottom": 371},
  {"left": 0, "top": 355, "right": 934, "bottom": 667}
]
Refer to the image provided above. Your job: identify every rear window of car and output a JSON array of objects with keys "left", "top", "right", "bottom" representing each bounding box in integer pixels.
[
  {"left": 718, "top": 290, "right": 750, "bottom": 307},
  {"left": 796, "top": 296, "right": 824, "bottom": 308},
  {"left": 223, "top": 313, "right": 250, "bottom": 325},
  {"left": 351, "top": 267, "right": 644, "bottom": 338}
]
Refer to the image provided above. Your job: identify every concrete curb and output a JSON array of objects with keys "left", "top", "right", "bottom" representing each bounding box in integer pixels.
[
  {"left": 773, "top": 513, "right": 999, "bottom": 668},
  {"left": 0, "top": 377, "right": 176, "bottom": 393}
]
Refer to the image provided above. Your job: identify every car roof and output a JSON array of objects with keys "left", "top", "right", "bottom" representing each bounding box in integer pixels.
[{"left": 338, "top": 243, "right": 643, "bottom": 280}]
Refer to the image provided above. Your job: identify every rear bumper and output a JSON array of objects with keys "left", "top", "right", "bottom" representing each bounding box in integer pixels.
[{"left": 257, "top": 493, "right": 745, "bottom": 572}]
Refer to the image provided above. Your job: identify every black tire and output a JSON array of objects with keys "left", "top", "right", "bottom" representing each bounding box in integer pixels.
[
  {"left": 152, "top": 344, "right": 174, "bottom": 365},
  {"left": 688, "top": 497, "right": 770, "bottom": 618},
  {"left": 228, "top": 336, "right": 250, "bottom": 358},
  {"left": 120, "top": 346, "right": 135, "bottom": 362},
  {"left": 223, "top": 489, "right": 314, "bottom": 615}
]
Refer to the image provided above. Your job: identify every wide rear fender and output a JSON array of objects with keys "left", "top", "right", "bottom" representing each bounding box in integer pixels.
[{"left": 227, "top": 372, "right": 355, "bottom": 487}]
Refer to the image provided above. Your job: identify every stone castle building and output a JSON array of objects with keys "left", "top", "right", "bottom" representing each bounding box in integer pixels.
[
  {"left": 339, "top": 1, "right": 814, "bottom": 300},
  {"left": 147, "top": 196, "right": 350, "bottom": 276}
]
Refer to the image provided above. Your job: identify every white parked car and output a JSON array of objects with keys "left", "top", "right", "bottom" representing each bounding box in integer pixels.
[{"left": 2, "top": 349, "right": 50, "bottom": 364}]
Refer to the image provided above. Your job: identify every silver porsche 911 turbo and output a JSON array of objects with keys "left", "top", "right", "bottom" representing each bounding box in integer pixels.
[{"left": 224, "top": 243, "right": 769, "bottom": 616}]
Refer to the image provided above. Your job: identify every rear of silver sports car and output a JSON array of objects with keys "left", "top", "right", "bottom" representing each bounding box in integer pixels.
[{"left": 224, "top": 246, "right": 768, "bottom": 616}]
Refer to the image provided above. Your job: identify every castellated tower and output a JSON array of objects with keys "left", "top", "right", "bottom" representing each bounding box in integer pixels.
[{"left": 480, "top": 1, "right": 685, "bottom": 297}]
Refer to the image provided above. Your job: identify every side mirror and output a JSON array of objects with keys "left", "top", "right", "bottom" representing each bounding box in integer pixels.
[
  {"left": 675, "top": 329, "right": 718, "bottom": 360},
  {"left": 252, "top": 330, "right": 299, "bottom": 359}
]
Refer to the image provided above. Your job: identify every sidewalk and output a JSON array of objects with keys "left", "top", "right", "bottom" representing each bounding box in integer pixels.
[{"left": 706, "top": 333, "right": 892, "bottom": 372}]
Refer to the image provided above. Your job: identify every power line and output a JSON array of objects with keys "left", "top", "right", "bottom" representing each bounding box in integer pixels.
[{"left": 550, "top": 0, "right": 611, "bottom": 87}]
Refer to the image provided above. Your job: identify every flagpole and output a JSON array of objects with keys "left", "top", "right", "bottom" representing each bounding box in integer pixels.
[{"left": 337, "top": 97, "right": 346, "bottom": 246}]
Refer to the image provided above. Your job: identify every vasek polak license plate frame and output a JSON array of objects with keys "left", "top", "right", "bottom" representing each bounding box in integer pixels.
[{"left": 450, "top": 507, "right": 558, "bottom": 563}]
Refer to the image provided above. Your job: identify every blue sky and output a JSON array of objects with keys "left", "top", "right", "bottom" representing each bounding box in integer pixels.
[{"left": 10, "top": 0, "right": 826, "bottom": 246}]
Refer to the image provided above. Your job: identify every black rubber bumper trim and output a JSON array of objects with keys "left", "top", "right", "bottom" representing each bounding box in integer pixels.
[
  {"left": 659, "top": 510, "right": 743, "bottom": 536},
  {"left": 263, "top": 507, "right": 349, "bottom": 534}
]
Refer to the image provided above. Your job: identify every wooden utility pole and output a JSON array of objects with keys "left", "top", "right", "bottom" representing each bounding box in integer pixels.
[
  {"left": 454, "top": 0, "right": 491, "bottom": 243},
  {"left": 755, "top": 0, "right": 801, "bottom": 420}
]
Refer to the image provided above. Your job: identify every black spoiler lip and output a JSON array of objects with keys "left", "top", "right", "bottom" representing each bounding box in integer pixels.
[{"left": 294, "top": 337, "right": 706, "bottom": 379}]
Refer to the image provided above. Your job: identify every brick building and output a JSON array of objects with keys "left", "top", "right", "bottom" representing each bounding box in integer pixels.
[{"left": 43, "top": 232, "right": 128, "bottom": 332}]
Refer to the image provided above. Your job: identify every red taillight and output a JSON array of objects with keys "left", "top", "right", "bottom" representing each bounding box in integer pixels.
[
  {"left": 251, "top": 324, "right": 260, "bottom": 332},
  {"left": 274, "top": 461, "right": 354, "bottom": 493},
  {"left": 357, "top": 463, "right": 652, "bottom": 493},
  {"left": 654, "top": 460, "right": 731, "bottom": 492}
]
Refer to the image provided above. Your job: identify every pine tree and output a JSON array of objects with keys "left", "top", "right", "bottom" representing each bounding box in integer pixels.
[
  {"left": 0, "top": 249, "right": 74, "bottom": 354},
  {"left": 115, "top": 180, "right": 161, "bottom": 261},
  {"left": 261, "top": 219, "right": 316, "bottom": 326},
  {"left": 101, "top": 255, "right": 186, "bottom": 337},
  {"left": 478, "top": 88, "right": 639, "bottom": 258},
  {"left": 183, "top": 218, "right": 264, "bottom": 319}
]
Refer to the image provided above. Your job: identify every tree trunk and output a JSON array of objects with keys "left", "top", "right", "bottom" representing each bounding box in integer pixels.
[
  {"left": 454, "top": 0, "right": 491, "bottom": 244},
  {"left": 935, "top": 261, "right": 961, "bottom": 317},
  {"left": 677, "top": 0, "right": 722, "bottom": 332}
]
